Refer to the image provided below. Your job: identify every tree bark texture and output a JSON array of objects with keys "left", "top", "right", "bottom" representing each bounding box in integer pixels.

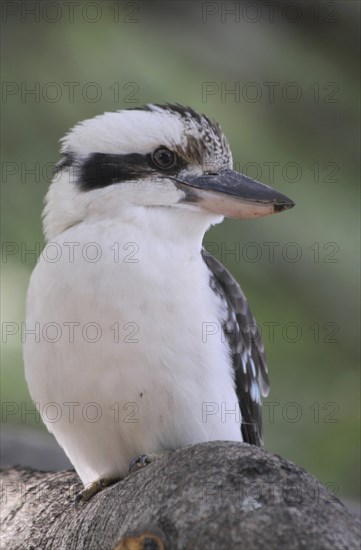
[{"left": 1, "top": 441, "right": 360, "bottom": 549}]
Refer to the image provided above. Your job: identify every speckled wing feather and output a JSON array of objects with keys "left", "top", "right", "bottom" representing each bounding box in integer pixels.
[{"left": 201, "top": 249, "right": 270, "bottom": 446}]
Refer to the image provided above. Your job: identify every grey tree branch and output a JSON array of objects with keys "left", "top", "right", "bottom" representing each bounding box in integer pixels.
[{"left": 1, "top": 441, "right": 359, "bottom": 549}]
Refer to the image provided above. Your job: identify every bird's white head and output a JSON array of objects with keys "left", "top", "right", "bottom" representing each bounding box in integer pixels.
[{"left": 43, "top": 104, "right": 294, "bottom": 241}]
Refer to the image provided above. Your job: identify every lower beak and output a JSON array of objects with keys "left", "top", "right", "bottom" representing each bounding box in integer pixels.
[{"left": 175, "top": 169, "right": 295, "bottom": 218}]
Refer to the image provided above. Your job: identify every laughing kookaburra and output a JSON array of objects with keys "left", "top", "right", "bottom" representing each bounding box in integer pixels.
[{"left": 24, "top": 104, "right": 294, "bottom": 502}]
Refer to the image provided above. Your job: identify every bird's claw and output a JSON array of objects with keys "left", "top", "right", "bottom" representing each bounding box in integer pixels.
[
  {"left": 128, "top": 451, "right": 173, "bottom": 475},
  {"left": 74, "top": 476, "right": 120, "bottom": 508},
  {"left": 128, "top": 454, "right": 152, "bottom": 474}
]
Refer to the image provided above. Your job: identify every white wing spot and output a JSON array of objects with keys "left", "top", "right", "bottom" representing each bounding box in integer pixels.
[{"left": 250, "top": 380, "right": 261, "bottom": 404}]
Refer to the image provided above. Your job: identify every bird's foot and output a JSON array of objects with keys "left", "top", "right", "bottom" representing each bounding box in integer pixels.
[
  {"left": 74, "top": 475, "right": 121, "bottom": 508},
  {"left": 128, "top": 450, "right": 173, "bottom": 475}
]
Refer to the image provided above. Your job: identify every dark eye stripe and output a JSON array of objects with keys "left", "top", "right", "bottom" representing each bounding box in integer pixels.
[
  {"left": 78, "top": 153, "right": 152, "bottom": 190},
  {"left": 56, "top": 152, "right": 185, "bottom": 191}
]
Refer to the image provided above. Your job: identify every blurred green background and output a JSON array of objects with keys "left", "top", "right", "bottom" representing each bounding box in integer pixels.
[{"left": 1, "top": 1, "right": 360, "bottom": 506}]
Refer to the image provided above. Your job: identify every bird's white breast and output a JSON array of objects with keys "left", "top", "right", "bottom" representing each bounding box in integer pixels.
[{"left": 24, "top": 208, "right": 241, "bottom": 485}]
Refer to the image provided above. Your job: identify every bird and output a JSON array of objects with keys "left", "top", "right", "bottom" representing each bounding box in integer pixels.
[{"left": 24, "top": 103, "right": 294, "bottom": 502}]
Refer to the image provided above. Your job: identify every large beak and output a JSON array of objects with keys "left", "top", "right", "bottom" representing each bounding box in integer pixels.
[{"left": 175, "top": 169, "right": 295, "bottom": 218}]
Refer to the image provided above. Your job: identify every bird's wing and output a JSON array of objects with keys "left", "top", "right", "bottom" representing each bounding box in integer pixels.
[{"left": 201, "top": 249, "right": 270, "bottom": 446}]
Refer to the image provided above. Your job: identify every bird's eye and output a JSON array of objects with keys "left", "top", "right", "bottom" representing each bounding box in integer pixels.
[{"left": 151, "top": 147, "right": 176, "bottom": 170}]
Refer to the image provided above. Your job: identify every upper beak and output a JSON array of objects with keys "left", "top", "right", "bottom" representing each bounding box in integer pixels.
[{"left": 175, "top": 169, "right": 295, "bottom": 218}]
